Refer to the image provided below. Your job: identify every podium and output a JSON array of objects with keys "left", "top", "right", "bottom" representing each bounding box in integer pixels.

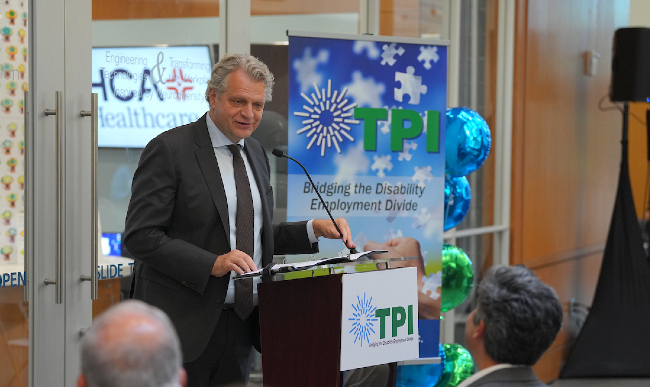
[{"left": 258, "top": 264, "right": 419, "bottom": 387}]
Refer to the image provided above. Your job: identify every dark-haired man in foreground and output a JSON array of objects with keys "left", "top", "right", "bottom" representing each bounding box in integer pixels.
[{"left": 460, "top": 265, "right": 563, "bottom": 387}]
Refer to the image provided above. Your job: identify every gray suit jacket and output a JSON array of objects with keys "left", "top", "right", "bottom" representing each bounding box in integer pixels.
[
  {"left": 124, "top": 114, "right": 318, "bottom": 362},
  {"left": 465, "top": 366, "right": 548, "bottom": 387}
]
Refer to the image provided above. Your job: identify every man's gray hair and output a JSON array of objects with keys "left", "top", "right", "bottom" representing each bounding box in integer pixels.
[
  {"left": 205, "top": 53, "right": 275, "bottom": 102},
  {"left": 474, "top": 265, "right": 563, "bottom": 366},
  {"left": 80, "top": 300, "right": 183, "bottom": 387}
]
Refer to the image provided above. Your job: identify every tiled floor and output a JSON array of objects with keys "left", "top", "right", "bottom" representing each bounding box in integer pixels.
[{"left": 550, "top": 379, "right": 650, "bottom": 386}]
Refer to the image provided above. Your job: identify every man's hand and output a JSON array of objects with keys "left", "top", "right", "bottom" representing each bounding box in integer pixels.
[
  {"left": 211, "top": 249, "right": 258, "bottom": 277},
  {"left": 312, "top": 218, "right": 357, "bottom": 249}
]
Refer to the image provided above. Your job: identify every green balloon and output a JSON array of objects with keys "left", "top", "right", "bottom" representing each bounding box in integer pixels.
[
  {"left": 441, "top": 244, "right": 474, "bottom": 312},
  {"left": 434, "top": 343, "right": 475, "bottom": 387}
]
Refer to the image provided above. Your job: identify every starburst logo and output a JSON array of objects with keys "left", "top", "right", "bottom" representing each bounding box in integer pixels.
[
  {"left": 348, "top": 293, "right": 378, "bottom": 347},
  {"left": 293, "top": 80, "right": 360, "bottom": 157}
]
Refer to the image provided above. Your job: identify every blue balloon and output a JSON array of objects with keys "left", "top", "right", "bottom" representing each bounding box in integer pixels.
[
  {"left": 444, "top": 175, "right": 471, "bottom": 231},
  {"left": 395, "top": 344, "right": 446, "bottom": 387},
  {"left": 445, "top": 107, "right": 491, "bottom": 177}
]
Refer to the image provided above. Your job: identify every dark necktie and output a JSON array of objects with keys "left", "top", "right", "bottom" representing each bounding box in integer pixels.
[{"left": 227, "top": 144, "right": 255, "bottom": 320}]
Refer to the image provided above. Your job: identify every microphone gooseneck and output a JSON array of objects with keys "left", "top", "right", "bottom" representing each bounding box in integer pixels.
[{"left": 272, "top": 148, "right": 358, "bottom": 255}]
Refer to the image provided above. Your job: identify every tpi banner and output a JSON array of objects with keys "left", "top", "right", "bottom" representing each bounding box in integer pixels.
[{"left": 287, "top": 32, "right": 447, "bottom": 358}]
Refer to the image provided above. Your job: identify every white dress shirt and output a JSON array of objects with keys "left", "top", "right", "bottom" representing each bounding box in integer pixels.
[
  {"left": 206, "top": 114, "right": 317, "bottom": 304},
  {"left": 457, "top": 363, "right": 522, "bottom": 387}
]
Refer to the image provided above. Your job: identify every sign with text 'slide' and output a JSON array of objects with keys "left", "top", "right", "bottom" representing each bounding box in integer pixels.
[
  {"left": 287, "top": 32, "right": 447, "bottom": 358},
  {"left": 340, "top": 268, "right": 418, "bottom": 370},
  {"left": 92, "top": 46, "right": 212, "bottom": 148}
]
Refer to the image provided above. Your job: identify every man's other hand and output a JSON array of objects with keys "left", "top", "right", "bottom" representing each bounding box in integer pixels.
[
  {"left": 211, "top": 249, "right": 258, "bottom": 277},
  {"left": 312, "top": 218, "right": 357, "bottom": 249}
]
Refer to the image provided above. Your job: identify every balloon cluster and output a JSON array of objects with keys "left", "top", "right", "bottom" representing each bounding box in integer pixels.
[
  {"left": 444, "top": 107, "right": 491, "bottom": 231},
  {"left": 437, "top": 107, "right": 487, "bottom": 385},
  {"left": 396, "top": 343, "right": 475, "bottom": 387},
  {"left": 396, "top": 108, "right": 488, "bottom": 387}
]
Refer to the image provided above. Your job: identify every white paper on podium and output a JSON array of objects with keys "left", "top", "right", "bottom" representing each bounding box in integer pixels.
[
  {"left": 340, "top": 267, "right": 419, "bottom": 371},
  {"left": 233, "top": 250, "right": 388, "bottom": 279}
]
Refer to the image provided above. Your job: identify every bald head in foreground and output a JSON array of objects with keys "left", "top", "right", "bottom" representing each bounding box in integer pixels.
[{"left": 78, "top": 300, "right": 187, "bottom": 387}]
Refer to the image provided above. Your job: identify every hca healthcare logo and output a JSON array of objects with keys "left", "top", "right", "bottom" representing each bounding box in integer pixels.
[{"left": 348, "top": 293, "right": 415, "bottom": 348}]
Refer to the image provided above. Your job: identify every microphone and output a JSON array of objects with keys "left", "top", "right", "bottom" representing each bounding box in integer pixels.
[{"left": 272, "top": 148, "right": 358, "bottom": 254}]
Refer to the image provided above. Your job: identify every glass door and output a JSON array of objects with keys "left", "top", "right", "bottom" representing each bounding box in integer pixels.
[{"left": 0, "top": 0, "right": 96, "bottom": 386}]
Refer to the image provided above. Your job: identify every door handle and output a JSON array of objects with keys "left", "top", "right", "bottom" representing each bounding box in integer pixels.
[
  {"left": 43, "top": 91, "right": 64, "bottom": 304},
  {"left": 23, "top": 90, "right": 30, "bottom": 302},
  {"left": 80, "top": 93, "right": 98, "bottom": 300}
]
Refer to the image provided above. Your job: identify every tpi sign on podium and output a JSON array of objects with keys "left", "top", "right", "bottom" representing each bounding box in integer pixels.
[
  {"left": 340, "top": 268, "right": 419, "bottom": 371},
  {"left": 375, "top": 305, "right": 415, "bottom": 339}
]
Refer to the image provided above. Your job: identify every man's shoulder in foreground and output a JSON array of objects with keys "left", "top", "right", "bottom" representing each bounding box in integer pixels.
[{"left": 465, "top": 366, "right": 548, "bottom": 387}]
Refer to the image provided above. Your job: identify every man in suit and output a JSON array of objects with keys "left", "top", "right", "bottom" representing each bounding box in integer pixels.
[
  {"left": 459, "top": 265, "right": 563, "bottom": 387},
  {"left": 78, "top": 300, "right": 186, "bottom": 387},
  {"left": 124, "top": 53, "right": 356, "bottom": 387}
]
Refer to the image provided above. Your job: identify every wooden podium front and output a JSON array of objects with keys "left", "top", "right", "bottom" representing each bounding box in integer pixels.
[
  {"left": 258, "top": 267, "right": 419, "bottom": 387},
  {"left": 258, "top": 274, "right": 345, "bottom": 387}
]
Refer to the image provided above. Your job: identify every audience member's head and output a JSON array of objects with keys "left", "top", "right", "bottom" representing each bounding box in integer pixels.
[
  {"left": 465, "top": 265, "right": 563, "bottom": 370},
  {"left": 78, "top": 300, "right": 186, "bottom": 387}
]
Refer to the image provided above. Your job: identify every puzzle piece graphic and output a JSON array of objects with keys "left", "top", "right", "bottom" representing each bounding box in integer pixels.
[
  {"left": 384, "top": 228, "right": 403, "bottom": 241},
  {"left": 413, "top": 208, "right": 432, "bottom": 229},
  {"left": 421, "top": 111, "right": 428, "bottom": 133},
  {"left": 395, "top": 66, "right": 428, "bottom": 105},
  {"left": 333, "top": 142, "right": 369, "bottom": 184},
  {"left": 380, "top": 105, "right": 401, "bottom": 134},
  {"left": 412, "top": 165, "right": 433, "bottom": 188},
  {"left": 353, "top": 41, "right": 380, "bottom": 59},
  {"left": 381, "top": 43, "right": 405, "bottom": 66},
  {"left": 421, "top": 271, "right": 442, "bottom": 300},
  {"left": 371, "top": 155, "right": 393, "bottom": 178},
  {"left": 345, "top": 71, "right": 385, "bottom": 108},
  {"left": 398, "top": 140, "right": 418, "bottom": 161},
  {"left": 293, "top": 47, "right": 329, "bottom": 93},
  {"left": 417, "top": 46, "right": 439, "bottom": 69}
]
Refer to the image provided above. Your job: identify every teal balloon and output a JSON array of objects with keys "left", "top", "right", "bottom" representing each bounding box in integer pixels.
[
  {"left": 441, "top": 244, "right": 473, "bottom": 313},
  {"left": 435, "top": 344, "right": 475, "bottom": 387},
  {"left": 445, "top": 107, "right": 491, "bottom": 177},
  {"left": 396, "top": 344, "right": 446, "bottom": 387},
  {"left": 444, "top": 175, "right": 471, "bottom": 231}
]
